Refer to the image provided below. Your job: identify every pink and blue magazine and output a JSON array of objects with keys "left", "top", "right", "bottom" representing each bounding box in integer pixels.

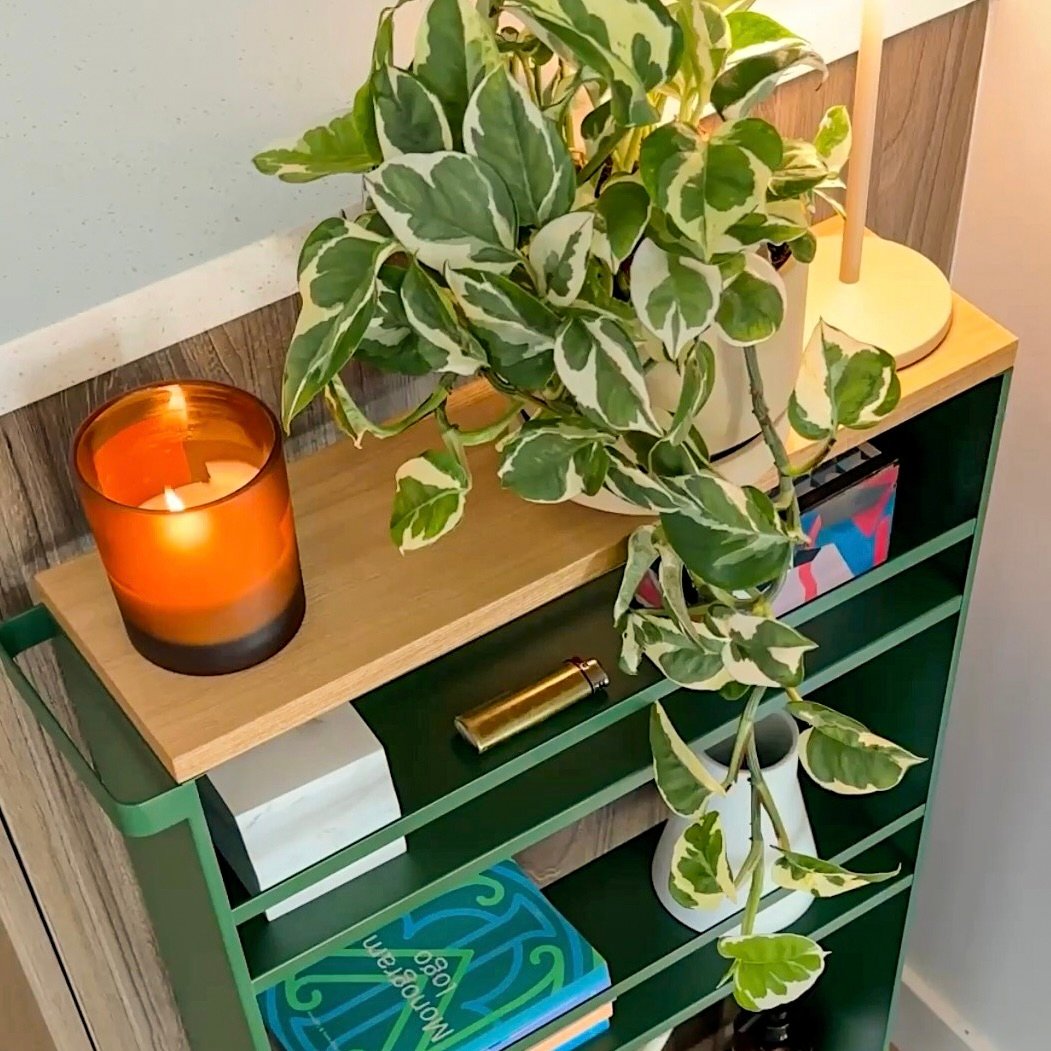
[{"left": 260, "top": 861, "right": 612, "bottom": 1051}]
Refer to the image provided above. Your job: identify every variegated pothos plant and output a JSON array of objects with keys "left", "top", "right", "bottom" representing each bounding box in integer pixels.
[{"left": 255, "top": 0, "right": 923, "bottom": 1012}]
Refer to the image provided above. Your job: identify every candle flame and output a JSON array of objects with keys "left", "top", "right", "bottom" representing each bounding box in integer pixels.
[
  {"left": 166, "top": 384, "right": 188, "bottom": 418},
  {"left": 163, "top": 487, "right": 187, "bottom": 513}
]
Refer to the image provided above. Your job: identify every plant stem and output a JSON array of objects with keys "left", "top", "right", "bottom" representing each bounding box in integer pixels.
[
  {"left": 456, "top": 401, "right": 524, "bottom": 446},
  {"left": 749, "top": 733, "right": 791, "bottom": 851},
  {"left": 741, "top": 784, "right": 765, "bottom": 935},
  {"left": 743, "top": 345, "right": 797, "bottom": 517},
  {"left": 724, "top": 686, "right": 765, "bottom": 788}
]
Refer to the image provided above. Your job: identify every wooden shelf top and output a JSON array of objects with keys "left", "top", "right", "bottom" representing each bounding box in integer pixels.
[{"left": 35, "top": 292, "right": 1016, "bottom": 782}]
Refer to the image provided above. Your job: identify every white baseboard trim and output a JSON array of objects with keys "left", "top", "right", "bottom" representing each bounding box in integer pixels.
[
  {"left": 896, "top": 966, "right": 1001, "bottom": 1051},
  {"left": 0, "top": 0, "right": 978, "bottom": 417}
]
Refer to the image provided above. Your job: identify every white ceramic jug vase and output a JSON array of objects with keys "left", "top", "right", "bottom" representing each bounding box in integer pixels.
[{"left": 651, "top": 711, "right": 816, "bottom": 935}]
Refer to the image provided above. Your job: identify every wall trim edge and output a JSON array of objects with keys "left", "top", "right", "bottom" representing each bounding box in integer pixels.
[{"left": 895, "top": 966, "right": 1001, "bottom": 1051}]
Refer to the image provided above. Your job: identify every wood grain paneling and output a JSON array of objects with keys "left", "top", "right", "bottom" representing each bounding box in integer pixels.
[{"left": 0, "top": 7, "right": 988, "bottom": 1049}]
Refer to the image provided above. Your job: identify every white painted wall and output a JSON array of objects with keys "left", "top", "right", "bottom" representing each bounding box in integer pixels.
[
  {"left": 895, "top": 3, "right": 1049, "bottom": 1050},
  {"left": 0, "top": 0, "right": 976, "bottom": 415}
]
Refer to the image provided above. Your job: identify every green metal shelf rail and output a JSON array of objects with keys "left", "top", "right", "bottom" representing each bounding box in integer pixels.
[{"left": 0, "top": 375, "right": 1011, "bottom": 1051}]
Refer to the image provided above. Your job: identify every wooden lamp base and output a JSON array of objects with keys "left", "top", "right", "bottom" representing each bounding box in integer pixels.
[{"left": 805, "top": 230, "right": 954, "bottom": 369}]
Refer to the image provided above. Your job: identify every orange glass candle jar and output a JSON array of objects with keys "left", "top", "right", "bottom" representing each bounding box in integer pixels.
[{"left": 73, "top": 381, "right": 305, "bottom": 675}]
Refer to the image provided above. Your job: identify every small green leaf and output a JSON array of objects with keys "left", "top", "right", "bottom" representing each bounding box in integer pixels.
[
  {"left": 372, "top": 66, "right": 453, "bottom": 159},
  {"left": 790, "top": 321, "right": 901, "bottom": 442},
  {"left": 773, "top": 851, "right": 900, "bottom": 899},
  {"left": 593, "top": 176, "right": 652, "bottom": 270},
  {"left": 631, "top": 238, "right": 722, "bottom": 359},
  {"left": 464, "top": 67, "right": 575, "bottom": 227},
  {"left": 390, "top": 451, "right": 471, "bottom": 552},
  {"left": 366, "top": 152, "right": 520, "bottom": 274},
  {"left": 554, "top": 314, "right": 661, "bottom": 435},
  {"left": 814, "top": 105, "right": 852, "bottom": 173},
  {"left": 253, "top": 81, "right": 380, "bottom": 182},
  {"left": 790, "top": 700, "right": 926, "bottom": 795},
  {"left": 670, "top": 811, "right": 737, "bottom": 910},
  {"left": 530, "top": 212, "right": 595, "bottom": 307},
  {"left": 719, "top": 933, "right": 828, "bottom": 1011},
  {"left": 714, "top": 253, "right": 786, "bottom": 346},
  {"left": 497, "top": 419, "right": 613, "bottom": 504},
  {"left": 614, "top": 525, "right": 659, "bottom": 625},
  {"left": 650, "top": 704, "right": 727, "bottom": 819},
  {"left": 400, "top": 262, "right": 488, "bottom": 377},
  {"left": 627, "top": 611, "right": 729, "bottom": 691},
  {"left": 668, "top": 340, "right": 716, "bottom": 445}
]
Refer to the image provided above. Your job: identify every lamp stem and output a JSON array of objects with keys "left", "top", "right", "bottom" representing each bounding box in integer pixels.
[{"left": 840, "top": 0, "right": 885, "bottom": 285}]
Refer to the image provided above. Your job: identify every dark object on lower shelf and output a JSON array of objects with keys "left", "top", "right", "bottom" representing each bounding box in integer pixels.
[{"left": 733, "top": 1008, "right": 814, "bottom": 1051}]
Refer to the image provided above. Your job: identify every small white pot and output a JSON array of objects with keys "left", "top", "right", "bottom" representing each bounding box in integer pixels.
[
  {"left": 651, "top": 711, "right": 816, "bottom": 936},
  {"left": 575, "top": 258, "right": 810, "bottom": 514}
]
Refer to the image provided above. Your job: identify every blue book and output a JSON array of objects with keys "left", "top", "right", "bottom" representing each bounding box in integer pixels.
[{"left": 260, "top": 861, "right": 612, "bottom": 1051}]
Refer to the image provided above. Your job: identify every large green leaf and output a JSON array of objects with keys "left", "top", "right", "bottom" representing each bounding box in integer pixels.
[
  {"left": 719, "top": 933, "right": 828, "bottom": 1011},
  {"left": 530, "top": 211, "right": 595, "bottom": 308},
  {"left": 414, "top": 0, "right": 501, "bottom": 139},
  {"left": 593, "top": 176, "right": 652, "bottom": 271},
  {"left": 630, "top": 238, "right": 722, "bottom": 359},
  {"left": 253, "top": 81, "right": 380, "bottom": 182},
  {"left": 773, "top": 851, "right": 900, "bottom": 899},
  {"left": 444, "top": 269, "right": 559, "bottom": 388},
  {"left": 554, "top": 314, "right": 661, "bottom": 435},
  {"left": 464, "top": 67, "right": 575, "bottom": 227},
  {"left": 497, "top": 419, "right": 613, "bottom": 503},
  {"left": 390, "top": 451, "right": 471, "bottom": 552},
  {"left": 366, "top": 153, "right": 520, "bottom": 273},
  {"left": 625, "top": 611, "right": 727, "bottom": 690},
  {"left": 661, "top": 474, "right": 792, "bottom": 591},
  {"left": 604, "top": 453, "right": 686, "bottom": 513},
  {"left": 712, "top": 13, "right": 826, "bottom": 119},
  {"left": 372, "top": 66, "right": 453, "bottom": 159},
  {"left": 650, "top": 703, "right": 726, "bottom": 819},
  {"left": 790, "top": 700, "right": 926, "bottom": 796},
  {"left": 790, "top": 322, "right": 901, "bottom": 442},
  {"left": 714, "top": 252, "right": 786, "bottom": 346},
  {"left": 670, "top": 811, "right": 736, "bottom": 910},
  {"left": 283, "top": 220, "right": 396, "bottom": 426},
  {"left": 505, "top": 0, "right": 684, "bottom": 126},
  {"left": 400, "top": 261, "right": 488, "bottom": 376},
  {"left": 640, "top": 119, "right": 782, "bottom": 259}
]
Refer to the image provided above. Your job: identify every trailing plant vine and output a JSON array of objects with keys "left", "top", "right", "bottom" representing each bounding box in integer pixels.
[{"left": 256, "top": 0, "right": 922, "bottom": 1011}]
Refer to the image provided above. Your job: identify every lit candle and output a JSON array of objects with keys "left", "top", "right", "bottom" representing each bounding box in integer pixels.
[
  {"left": 73, "top": 382, "right": 305, "bottom": 676},
  {"left": 840, "top": 0, "right": 885, "bottom": 284}
]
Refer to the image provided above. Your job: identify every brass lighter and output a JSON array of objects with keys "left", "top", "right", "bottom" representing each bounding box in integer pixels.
[{"left": 455, "top": 658, "right": 610, "bottom": 753}]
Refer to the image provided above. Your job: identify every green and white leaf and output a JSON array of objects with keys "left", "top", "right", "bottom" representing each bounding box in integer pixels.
[
  {"left": 554, "top": 314, "right": 661, "bottom": 435},
  {"left": 655, "top": 534, "right": 698, "bottom": 642},
  {"left": 464, "top": 67, "right": 575, "bottom": 227},
  {"left": 712, "top": 13, "right": 826, "bottom": 119},
  {"left": 815, "top": 104, "right": 852, "bottom": 173},
  {"left": 650, "top": 703, "right": 727, "bottom": 819},
  {"left": 593, "top": 176, "right": 652, "bottom": 270},
  {"left": 668, "top": 340, "right": 716, "bottom": 445},
  {"left": 631, "top": 238, "right": 722, "bottom": 359},
  {"left": 372, "top": 66, "right": 453, "bottom": 160},
  {"left": 670, "top": 811, "right": 736, "bottom": 910},
  {"left": 605, "top": 453, "right": 684, "bottom": 513},
  {"left": 390, "top": 451, "right": 471, "bottom": 552},
  {"left": 719, "top": 934, "right": 828, "bottom": 1012},
  {"left": 505, "top": 0, "right": 684, "bottom": 126},
  {"left": 366, "top": 152, "right": 519, "bottom": 273},
  {"left": 673, "top": 0, "right": 731, "bottom": 104},
  {"left": 714, "top": 252, "right": 786, "bottom": 346},
  {"left": 614, "top": 524, "right": 659, "bottom": 624},
  {"left": 400, "top": 262, "right": 488, "bottom": 376},
  {"left": 283, "top": 220, "right": 396, "bottom": 426},
  {"left": 325, "top": 375, "right": 446, "bottom": 447},
  {"left": 414, "top": 0, "right": 501, "bottom": 138},
  {"left": 626, "top": 611, "right": 729, "bottom": 691},
  {"left": 497, "top": 419, "right": 613, "bottom": 504},
  {"left": 706, "top": 608, "right": 816, "bottom": 689},
  {"left": 790, "top": 700, "right": 926, "bottom": 795},
  {"left": 444, "top": 268, "right": 559, "bottom": 387},
  {"left": 253, "top": 81, "right": 380, "bottom": 182},
  {"left": 661, "top": 473, "right": 792, "bottom": 591},
  {"left": 530, "top": 212, "right": 595, "bottom": 307},
  {"left": 790, "top": 322, "right": 901, "bottom": 442},
  {"left": 768, "top": 140, "right": 834, "bottom": 200},
  {"left": 773, "top": 851, "right": 900, "bottom": 898},
  {"left": 640, "top": 119, "right": 782, "bottom": 259}
]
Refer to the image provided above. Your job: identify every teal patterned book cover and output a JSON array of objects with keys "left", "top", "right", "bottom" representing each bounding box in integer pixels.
[{"left": 260, "top": 861, "right": 611, "bottom": 1051}]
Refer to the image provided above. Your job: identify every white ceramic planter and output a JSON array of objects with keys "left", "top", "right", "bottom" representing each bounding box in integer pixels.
[
  {"left": 575, "top": 258, "right": 810, "bottom": 514},
  {"left": 651, "top": 711, "right": 816, "bottom": 936}
]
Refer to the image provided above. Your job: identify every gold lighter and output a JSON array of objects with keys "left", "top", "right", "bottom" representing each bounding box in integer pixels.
[{"left": 455, "top": 658, "right": 610, "bottom": 753}]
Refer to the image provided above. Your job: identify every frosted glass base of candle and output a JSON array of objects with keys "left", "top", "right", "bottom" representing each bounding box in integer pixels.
[
  {"left": 651, "top": 711, "right": 815, "bottom": 937},
  {"left": 805, "top": 230, "right": 954, "bottom": 369},
  {"left": 201, "top": 704, "right": 405, "bottom": 921}
]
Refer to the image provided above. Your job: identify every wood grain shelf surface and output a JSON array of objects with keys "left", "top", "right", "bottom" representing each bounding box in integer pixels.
[{"left": 34, "top": 289, "right": 1016, "bottom": 783}]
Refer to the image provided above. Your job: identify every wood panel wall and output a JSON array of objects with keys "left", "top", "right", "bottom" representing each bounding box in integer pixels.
[{"left": 0, "top": 7, "right": 988, "bottom": 1048}]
